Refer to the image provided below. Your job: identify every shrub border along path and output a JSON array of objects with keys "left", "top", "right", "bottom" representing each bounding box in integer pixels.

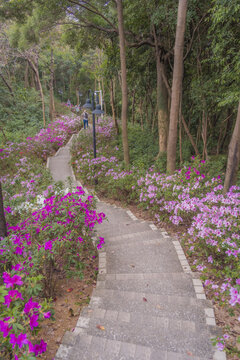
[{"left": 48, "top": 132, "right": 225, "bottom": 360}]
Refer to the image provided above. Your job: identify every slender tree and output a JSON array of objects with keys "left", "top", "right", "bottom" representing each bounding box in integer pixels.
[
  {"left": 49, "top": 48, "right": 56, "bottom": 122},
  {"left": 116, "top": 0, "right": 130, "bottom": 165},
  {"left": 167, "top": 0, "right": 188, "bottom": 174},
  {"left": 0, "top": 182, "right": 7, "bottom": 238},
  {"left": 223, "top": 101, "right": 240, "bottom": 193}
]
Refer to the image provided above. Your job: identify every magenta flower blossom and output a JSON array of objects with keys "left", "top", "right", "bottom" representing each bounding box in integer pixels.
[
  {"left": 29, "top": 339, "right": 47, "bottom": 355},
  {"left": 24, "top": 298, "right": 41, "bottom": 314},
  {"left": 29, "top": 314, "right": 39, "bottom": 330},
  {"left": 4, "top": 290, "right": 23, "bottom": 308},
  {"left": 3, "top": 272, "right": 23, "bottom": 288},
  {"left": 44, "top": 240, "right": 53, "bottom": 250},
  {"left": 10, "top": 333, "right": 28, "bottom": 349},
  {"left": 43, "top": 311, "right": 51, "bottom": 319},
  {"left": 0, "top": 321, "right": 12, "bottom": 337}
]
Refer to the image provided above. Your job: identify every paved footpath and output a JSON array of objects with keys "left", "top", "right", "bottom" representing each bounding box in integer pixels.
[{"left": 48, "top": 134, "right": 225, "bottom": 360}]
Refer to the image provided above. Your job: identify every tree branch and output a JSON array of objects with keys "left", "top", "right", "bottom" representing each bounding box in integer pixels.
[
  {"left": 184, "top": 13, "right": 208, "bottom": 60},
  {"left": 0, "top": 73, "right": 14, "bottom": 97},
  {"left": 67, "top": 0, "right": 118, "bottom": 32}
]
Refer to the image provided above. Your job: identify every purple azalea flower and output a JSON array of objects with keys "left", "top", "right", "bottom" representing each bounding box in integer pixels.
[
  {"left": 24, "top": 298, "right": 41, "bottom": 314},
  {"left": 2, "top": 272, "right": 23, "bottom": 288},
  {"left": 30, "top": 339, "right": 47, "bottom": 355},
  {"left": 0, "top": 320, "right": 12, "bottom": 337},
  {"left": 29, "top": 314, "right": 39, "bottom": 330},
  {"left": 44, "top": 240, "right": 53, "bottom": 250},
  {"left": 43, "top": 311, "right": 51, "bottom": 319},
  {"left": 4, "top": 289, "right": 23, "bottom": 308},
  {"left": 10, "top": 333, "right": 28, "bottom": 349}
]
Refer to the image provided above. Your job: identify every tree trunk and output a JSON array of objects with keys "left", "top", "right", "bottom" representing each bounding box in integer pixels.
[
  {"left": 0, "top": 182, "right": 7, "bottom": 238},
  {"left": 0, "top": 73, "right": 14, "bottom": 97},
  {"left": 132, "top": 89, "right": 136, "bottom": 125},
  {"left": 28, "top": 59, "right": 46, "bottom": 128},
  {"left": 201, "top": 110, "right": 208, "bottom": 159},
  {"left": 110, "top": 78, "right": 119, "bottom": 134},
  {"left": 181, "top": 115, "right": 199, "bottom": 155},
  {"left": 140, "top": 100, "right": 144, "bottom": 130},
  {"left": 167, "top": 0, "right": 188, "bottom": 174},
  {"left": 76, "top": 88, "right": 80, "bottom": 106},
  {"left": 223, "top": 101, "right": 240, "bottom": 194},
  {"left": 24, "top": 61, "right": 29, "bottom": 88},
  {"left": 49, "top": 49, "right": 55, "bottom": 122},
  {"left": 116, "top": 0, "right": 130, "bottom": 166},
  {"left": 101, "top": 78, "right": 107, "bottom": 113},
  {"left": 153, "top": 27, "right": 169, "bottom": 155}
]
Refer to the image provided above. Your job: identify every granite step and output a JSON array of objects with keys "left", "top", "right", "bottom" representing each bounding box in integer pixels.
[
  {"left": 90, "top": 288, "right": 212, "bottom": 323},
  {"left": 104, "top": 241, "right": 182, "bottom": 274},
  {"left": 73, "top": 313, "right": 213, "bottom": 358},
  {"left": 96, "top": 272, "right": 196, "bottom": 297},
  {"left": 55, "top": 333, "right": 212, "bottom": 360}
]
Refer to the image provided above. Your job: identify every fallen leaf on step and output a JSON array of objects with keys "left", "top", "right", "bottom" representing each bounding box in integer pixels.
[
  {"left": 96, "top": 325, "right": 105, "bottom": 331},
  {"left": 143, "top": 297, "right": 148, "bottom": 302},
  {"left": 156, "top": 304, "right": 162, "bottom": 309},
  {"left": 130, "top": 264, "right": 135, "bottom": 268},
  {"left": 67, "top": 288, "right": 73, "bottom": 292},
  {"left": 186, "top": 351, "right": 193, "bottom": 356}
]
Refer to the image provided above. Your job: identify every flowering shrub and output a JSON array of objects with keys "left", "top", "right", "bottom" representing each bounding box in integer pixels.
[
  {"left": 0, "top": 116, "right": 82, "bottom": 221},
  {"left": 0, "top": 187, "right": 105, "bottom": 359},
  {"left": 0, "top": 116, "right": 106, "bottom": 359}
]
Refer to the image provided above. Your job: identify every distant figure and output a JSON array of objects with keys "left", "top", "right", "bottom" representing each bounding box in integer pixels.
[
  {"left": 83, "top": 111, "right": 88, "bottom": 129},
  {"left": 75, "top": 105, "right": 80, "bottom": 113},
  {"left": 67, "top": 99, "right": 71, "bottom": 107}
]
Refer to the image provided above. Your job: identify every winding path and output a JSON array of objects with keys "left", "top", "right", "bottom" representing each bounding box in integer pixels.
[{"left": 48, "top": 133, "right": 225, "bottom": 360}]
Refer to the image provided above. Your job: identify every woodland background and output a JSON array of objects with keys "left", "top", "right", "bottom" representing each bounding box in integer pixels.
[{"left": 0, "top": 0, "right": 239, "bottom": 181}]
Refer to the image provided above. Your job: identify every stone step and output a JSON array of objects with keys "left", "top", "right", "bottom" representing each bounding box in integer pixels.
[
  {"left": 55, "top": 333, "right": 212, "bottom": 360},
  {"left": 73, "top": 313, "right": 213, "bottom": 357},
  {"left": 99, "top": 230, "right": 167, "bottom": 246},
  {"left": 81, "top": 306, "right": 209, "bottom": 333},
  {"left": 97, "top": 221, "right": 154, "bottom": 237},
  {"left": 104, "top": 241, "right": 182, "bottom": 274},
  {"left": 97, "top": 272, "right": 196, "bottom": 297},
  {"left": 90, "top": 288, "right": 211, "bottom": 323}
]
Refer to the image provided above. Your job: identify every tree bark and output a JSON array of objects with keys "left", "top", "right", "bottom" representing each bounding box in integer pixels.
[
  {"left": 49, "top": 49, "right": 55, "bottom": 122},
  {"left": 181, "top": 115, "right": 199, "bottom": 155},
  {"left": 0, "top": 73, "right": 14, "bottom": 97},
  {"left": 76, "top": 88, "right": 80, "bottom": 106},
  {"left": 201, "top": 110, "right": 208, "bottom": 159},
  {"left": 167, "top": 0, "right": 188, "bottom": 174},
  {"left": 153, "top": 27, "right": 169, "bottom": 155},
  {"left": 131, "top": 90, "right": 136, "bottom": 125},
  {"left": 116, "top": 0, "right": 130, "bottom": 166},
  {"left": 24, "top": 61, "right": 29, "bottom": 88},
  {"left": 28, "top": 58, "right": 46, "bottom": 128},
  {"left": 223, "top": 101, "right": 240, "bottom": 194},
  {"left": 0, "top": 182, "right": 7, "bottom": 238},
  {"left": 110, "top": 78, "right": 119, "bottom": 134},
  {"left": 101, "top": 78, "right": 107, "bottom": 114}
]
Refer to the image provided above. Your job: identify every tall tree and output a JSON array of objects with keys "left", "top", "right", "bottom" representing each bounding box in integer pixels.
[
  {"left": 0, "top": 182, "right": 7, "bottom": 238},
  {"left": 116, "top": 0, "right": 129, "bottom": 165},
  {"left": 223, "top": 101, "right": 240, "bottom": 193},
  {"left": 167, "top": 0, "right": 188, "bottom": 173}
]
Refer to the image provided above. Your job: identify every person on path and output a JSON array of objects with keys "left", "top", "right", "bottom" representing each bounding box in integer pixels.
[
  {"left": 67, "top": 99, "right": 71, "bottom": 107},
  {"left": 83, "top": 111, "right": 89, "bottom": 129}
]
